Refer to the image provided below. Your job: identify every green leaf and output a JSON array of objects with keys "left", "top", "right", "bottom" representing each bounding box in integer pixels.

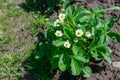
[
  {"left": 74, "top": 8, "right": 91, "bottom": 16},
  {"left": 82, "top": 9, "right": 91, "bottom": 14},
  {"left": 45, "top": 27, "right": 55, "bottom": 40},
  {"left": 72, "top": 44, "right": 79, "bottom": 55},
  {"left": 104, "top": 18, "right": 114, "bottom": 31},
  {"left": 47, "top": 19, "right": 54, "bottom": 26},
  {"left": 104, "top": 55, "right": 112, "bottom": 64},
  {"left": 90, "top": 49, "right": 98, "bottom": 58},
  {"left": 51, "top": 57, "right": 59, "bottom": 69},
  {"left": 67, "top": 14, "right": 75, "bottom": 26},
  {"left": 62, "top": 0, "right": 70, "bottom": 9},
  {"left": 63, "top": 25, "right": 74, "bottom": 39},
  {"left": 51, "top": 49, "right": 62, "bottom": 69},
  {"left": 58, "top": 54, "right": 70, "bottom": 71},
  {"left": 83, "top": 66, "right": 92, "bottom": 77},
  {"left": 73, "top": 55, "right": 89, "bottom": 63},
  {"left": 53, "top": 40, "right": 64, "bottom": 47},
  {"left": 71, "top": 57, "right": 82, "bottom": 75},
  {"left": 66, "top": 6, "right": 75, "bottom": 15},
  {"left": 97, "top": 46, "right": 111, "bottom": 55},
  {"left": 74, "top": 8, "right": 83, "bottom": 16},
  {"left": 38, "top": 42, "right": 47, "bottom": 50},
  {"left": 95, "top": 12, "right": 104, "bottom": 18},
  {"left": 35, "top": 50, "right": 45, "bottom": 59},
  {"left": 73, "top": 50, "right": 89, "bottom": 63},
  {"left": 91, "top": 34, "right": 106, "bottom": 48},
  {"left": 90, "top": 18, "right": 99, "bottom": 26},
  {"left": 35, "top": 42, "right": 47, "bottom": 59},
  {"left": 101, "top": 6, "right": 120, "bottom": 12},
  {"left": 107, "top": 32, "right": 120, "bottom": 42},
  {"left": 101, "top": 52, "right": 112, "bottom": 64},
  {"left": 79, "top": 16, "right": 89, "bottom": 23},
  {"left": 75, "top": 10, "right": 88, "bottom": 22},
  {"left": 96, "top": 45, "right": 112, "bottom": 64}
]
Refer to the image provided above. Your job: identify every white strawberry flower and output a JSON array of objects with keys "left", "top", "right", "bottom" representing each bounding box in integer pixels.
[
  {"left": 55, "top": 30, "right": 63, "bottom": 37},
  {"left": 85, "top": 31, "right": 92, "bottom": 38},
  {"left": 54, "top": 19, "right": 60, "bottom": 26},
  {"left": 58, "top": 19, "right": 64, "bottom": 24},
  {"left": 75, "top": 29, "right": 83, "bottom": 37},
  {"left": 64, "top": 40, "right": 71, "bottom": 48},
  {"left": 58, "top": 13, "right": 66, "bottom": 20}
]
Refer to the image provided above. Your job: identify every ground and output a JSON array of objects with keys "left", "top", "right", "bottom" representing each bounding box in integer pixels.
[
  {"left": 0, "top": 0, "right": 44, "bottom": 80},
  {"left": 0, "top": 0, "right": 120, "bottom": 80}
]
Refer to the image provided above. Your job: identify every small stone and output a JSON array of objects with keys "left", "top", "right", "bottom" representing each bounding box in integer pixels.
[{"left": 112, "top": 62, "right": 120, "bottom": 68}]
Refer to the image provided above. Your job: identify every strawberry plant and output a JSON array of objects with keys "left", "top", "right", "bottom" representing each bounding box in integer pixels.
[{"left": 35, "top": 6, "right": 120, "bottom": 77}]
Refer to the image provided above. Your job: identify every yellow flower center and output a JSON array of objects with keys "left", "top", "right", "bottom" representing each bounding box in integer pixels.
[
  {"left": 59, "top": 19, "right": 63, "bottom": 23},
  {"left": 65, "top": 44, "right": 68, "bottom": 47},
  {"left": 77, "top": 32, "right": 81, "bottom": 35},
  {"left": 86, "top": 32, "right": 90, "bottom": 35},
  {"left": 57, "top": 32, "right": 60, "bottom": 36},
  {"left": 61, "top": 15, "right": 64, "bottom": 18}
]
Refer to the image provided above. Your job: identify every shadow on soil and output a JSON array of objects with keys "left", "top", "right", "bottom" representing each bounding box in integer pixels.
[
  {"left": 21, "top": 32, "right": 53, "bottom": 80},
  {"left": 19, "top": 0, "right": 61, "bottom": 15},
  {"left": 21, "top": 32, "right": 106, "bottom": 80}
]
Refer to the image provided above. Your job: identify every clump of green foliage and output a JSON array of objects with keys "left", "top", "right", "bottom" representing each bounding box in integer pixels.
[{"left": 35, "top": 6, "right": 120, "bottom": 77}]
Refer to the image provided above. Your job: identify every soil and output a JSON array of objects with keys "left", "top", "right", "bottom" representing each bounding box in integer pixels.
[{"left": 50, "top": 0, "right": 120, "bottom": 80}]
